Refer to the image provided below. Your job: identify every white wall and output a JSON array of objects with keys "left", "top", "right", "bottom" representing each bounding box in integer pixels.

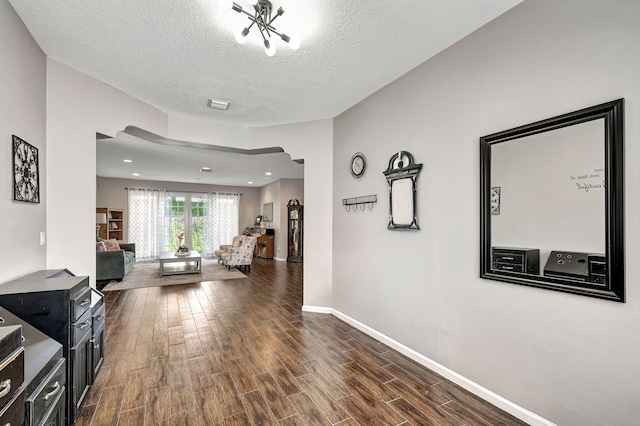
[
  {"left": 332, "top": 1, "right": 640, "bottom": 425},
  {"left": 96, "top": 176, "right": 262, "bottom": 242},
  {"left": 46, "top": 59, "right": 168, "bottom": 285},
  {"left": 0, "top": 0, "right": 47, "bottom": 283}
]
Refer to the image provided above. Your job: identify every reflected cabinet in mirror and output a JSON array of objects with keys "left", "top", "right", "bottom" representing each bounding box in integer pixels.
[{"left": 480, "top": 99, "right": 624, "bottom": 302}]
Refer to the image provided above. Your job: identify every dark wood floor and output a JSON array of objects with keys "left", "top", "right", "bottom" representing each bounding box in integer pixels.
[{"left": 78, "top": 258, "right": 527, "bottom": 426}]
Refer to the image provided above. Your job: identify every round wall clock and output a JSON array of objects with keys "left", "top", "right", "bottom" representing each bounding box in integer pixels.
[
  {"left": 350, "top": 152, "right": 367, "bottom": 179},
  {"left": 12, "top": 135, "right": 40, "bottom": 203}
]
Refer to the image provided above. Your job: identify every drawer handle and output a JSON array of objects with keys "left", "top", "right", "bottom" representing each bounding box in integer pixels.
[
  {"left": 502, "top": 256, "right": 514, "bottom": 260},
  {"left": 80, "top": 298, "right": 91, "bottom": 307},
  {"left": 502, "top": 266, "right": 514, "bottom": 270},
  {"left": 79, "top": 320, "right": 91, "bottom": 330},
  {"left": 97, "top": 314, "right": 105, "bottom": 321},
  {"left": 44, "top": 381, "right": 61, "bottom": 400},
  {"left": 0, "top": 379, "right": 11, "bottom": 398}
]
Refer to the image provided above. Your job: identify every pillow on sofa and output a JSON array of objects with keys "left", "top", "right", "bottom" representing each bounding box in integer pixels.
[
  {"left": 96, "top": 241, "right": 107, "bottom": 251},
  {"left": 105, "top": 239, "right": 121, "bottom": 251}
]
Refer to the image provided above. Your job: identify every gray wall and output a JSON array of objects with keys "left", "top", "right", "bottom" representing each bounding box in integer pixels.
[
  {"left": 96, "top": 176, "right": 261, "bottom": 242},
  {"left": 333, "top": 0, "right": 640, "bottom": 425},
  {"left": 0, "top": 0, "right": 47, "bottom": 283}
]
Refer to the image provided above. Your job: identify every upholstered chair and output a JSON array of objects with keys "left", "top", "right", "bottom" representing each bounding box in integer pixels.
[
  {"left": 223, "top": 236, "right": 257, "bottom": 272},
  {"left": 214, "top": 235, "right": 242, "bottom": 264}
]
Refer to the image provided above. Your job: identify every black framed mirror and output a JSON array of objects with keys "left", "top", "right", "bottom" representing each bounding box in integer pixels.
[
  {"left": 384, "top": 151, "right": 423, "bottom": 230},
  {"left": 480, "top": 99, "right": 624, "bottom": 302}
]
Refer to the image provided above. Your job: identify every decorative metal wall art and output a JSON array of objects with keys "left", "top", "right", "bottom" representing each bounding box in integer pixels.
[
  {"left": 12, "top": 135, "right": 40, "bottom": 203},
  {"left": 383, "top": 151, "right": 422, "bottom": 230},
  {"left": 490, "top": 187, "right": 501, "bottom": 215}
]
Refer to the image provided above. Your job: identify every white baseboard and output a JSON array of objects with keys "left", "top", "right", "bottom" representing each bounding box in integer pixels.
[
  {"left": 301, "top": 305, "right": 332, "bottom": 314},
  {"left": 304, "top": 306, "right": 555, "bottom": 426},
  {"left": 273, "top": 257, "right": 286, "bottom": 262}
]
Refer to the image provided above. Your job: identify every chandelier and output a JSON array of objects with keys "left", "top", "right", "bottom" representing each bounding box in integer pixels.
[{"left": 219, "top": 0, "right": 300, "bottom": 56}]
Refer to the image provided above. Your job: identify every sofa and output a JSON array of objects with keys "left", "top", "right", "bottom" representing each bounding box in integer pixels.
[{"left": 96, "top": 238, "right": 136, "bottom": 281}]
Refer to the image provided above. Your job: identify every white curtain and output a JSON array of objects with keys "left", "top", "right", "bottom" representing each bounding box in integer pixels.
[
  {"left": 202, "top": 192, "right": 240, "bottom": 256},
  {"left": 127, "top": 188, "right": 169, "bottom": 260}
]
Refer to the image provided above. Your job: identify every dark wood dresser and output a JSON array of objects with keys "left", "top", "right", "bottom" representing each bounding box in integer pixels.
[
  {"left": 0, "top": 324, "right": 25, "bottom": 425},
  {"left": 492, "top": 247, "right": 540, "bottom": 275},
  {"left": 0, "top": 308, "right": 65, "bottom": 425},
  {"left": 0, "top": 269, "right": 102, "bottom": 424},
  {"left": 254, "top": 229, "right": 275, "bottom": 259}
]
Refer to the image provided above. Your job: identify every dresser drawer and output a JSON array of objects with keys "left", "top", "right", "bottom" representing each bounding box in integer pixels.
[
  {"left": 492, "top": 247, "right": 540, "bottom": 275},
  {"left": 494, "top": 263, "right": 524, "bottom": 273},
  {"left": 27, "top": 357, "right": 66, "bottom": 425},
  {"left": 0, "top": 385, "right": 25, "bottom": 426},
  {"left": 0, "top": 347, "right": 24, "bottom": 411},
  {"left": 0, "top": 325, "right": 22, "bottom": 363},
  {"left": 71, "top": 287, "right": 92, "bottom": 323},
  {"left": 493, "top": 252, "right": 524, "bottom": 264},
  {"left": 72, "top": 309, "right": 92, "bottom": 347},
  {"left": 92, "top": 304, "right": 106, "bottom": 331}
]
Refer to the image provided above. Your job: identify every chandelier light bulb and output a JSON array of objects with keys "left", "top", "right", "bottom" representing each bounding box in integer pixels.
[
  {"left": 288, "top": 36, "right": 300, "bottom": 50},
  {"left": 218, "top": 0, "right": 233, "bottom": 8},
  {"left": 264, "top": 39, "right": 276, "bottom": 57},
  {"left": 235, "top": 28, "right": 249, "bottom": 44}
]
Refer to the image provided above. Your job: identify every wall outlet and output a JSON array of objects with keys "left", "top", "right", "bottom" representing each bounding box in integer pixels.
[{"left": 40, "top": 232, "right": 45, "bottom": 246}]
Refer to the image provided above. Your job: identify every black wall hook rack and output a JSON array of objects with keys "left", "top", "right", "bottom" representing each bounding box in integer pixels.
[{"left": 342, "top": 194, "right": 377, "bottom": 211}]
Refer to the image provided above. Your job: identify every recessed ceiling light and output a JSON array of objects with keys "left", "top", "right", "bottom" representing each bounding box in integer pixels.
[
  {"left": 200, "top": 167, "right": 213, "bottom": 173},
  {"left": 132, "top": 173, "right": 140, "bottom": 176},
  {"left": 123, "top": 159, "right": 133, "bottom": 163},
  {"left": 265, "top": 172, "right": 272, "bottom": 176},
  {"left": 207, "top": 98, "right": 230, "bottom": 110},
  {"left": 248, "top": 181, "right": 253, "bottom": 185}
]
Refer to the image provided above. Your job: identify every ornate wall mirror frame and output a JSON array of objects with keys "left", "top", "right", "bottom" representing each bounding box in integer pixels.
[
  {"left": 480, "top": 99, "right": 624, "bottom": 302},
  {"left": 384, "top": 151, "right": 423, "bottom": 230}
]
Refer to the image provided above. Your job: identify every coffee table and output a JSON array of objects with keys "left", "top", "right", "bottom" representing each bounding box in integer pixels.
[{"left": 158, "top": 251, "right": 202, "bottom": 276}]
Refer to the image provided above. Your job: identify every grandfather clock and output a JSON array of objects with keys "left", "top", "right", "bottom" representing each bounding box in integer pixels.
[{"left": 287, "top": 199, "right": 303, "bottom": 263}]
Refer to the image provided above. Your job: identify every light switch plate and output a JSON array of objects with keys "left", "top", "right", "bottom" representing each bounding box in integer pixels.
[{"left": 40, "top": 232, "right": 45, "bottom": 246}]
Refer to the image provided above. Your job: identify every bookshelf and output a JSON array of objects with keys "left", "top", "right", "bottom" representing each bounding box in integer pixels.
[{"left": 96, "top": 208, "right": 124, "bottom": 241}]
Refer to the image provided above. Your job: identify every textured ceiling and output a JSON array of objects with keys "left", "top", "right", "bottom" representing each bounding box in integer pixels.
[
  {"left": 8, "top": 0, "right": 522, "bottom": 128},
  {"left": 8, "top": 0, "right": 522, "bottom": 186}
]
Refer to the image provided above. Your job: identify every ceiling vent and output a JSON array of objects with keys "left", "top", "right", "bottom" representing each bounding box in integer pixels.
[{"left": 207, "top": 98, "right": 230, "bottom": 110}]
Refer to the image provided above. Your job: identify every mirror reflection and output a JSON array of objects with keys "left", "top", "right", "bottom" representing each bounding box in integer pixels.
[
  {"left": 480, "top": 99, "right": 625, "bottom": 302},
  {"left": 490, "top": 119, "right": 605, "bottom": 276}
]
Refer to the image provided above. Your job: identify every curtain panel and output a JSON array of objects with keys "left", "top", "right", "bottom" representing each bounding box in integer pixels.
[
  {"left": 127, "top": 188, "right": 169, "bottom": 260},
  {"left": 202, "top": 192, "right": 240, "bottom": 257},
  {"left": 128, "top": 188, "right": 239, "bottom": 259}
]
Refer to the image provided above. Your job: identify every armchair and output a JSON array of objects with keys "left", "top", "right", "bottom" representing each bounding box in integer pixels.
[
  {"left": 214, "top": 235, "right": 243, "bottom": 264},
  {"left": 222, "top": 236, "right": 257, "bottom": 272},
  {"left": 96, "top": 242, "right": 136, "bottom": 282}
]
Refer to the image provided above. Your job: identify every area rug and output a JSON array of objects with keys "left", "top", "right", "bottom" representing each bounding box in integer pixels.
[{"left": 101, "top": 258, "right": 245, "bottom": 291}]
